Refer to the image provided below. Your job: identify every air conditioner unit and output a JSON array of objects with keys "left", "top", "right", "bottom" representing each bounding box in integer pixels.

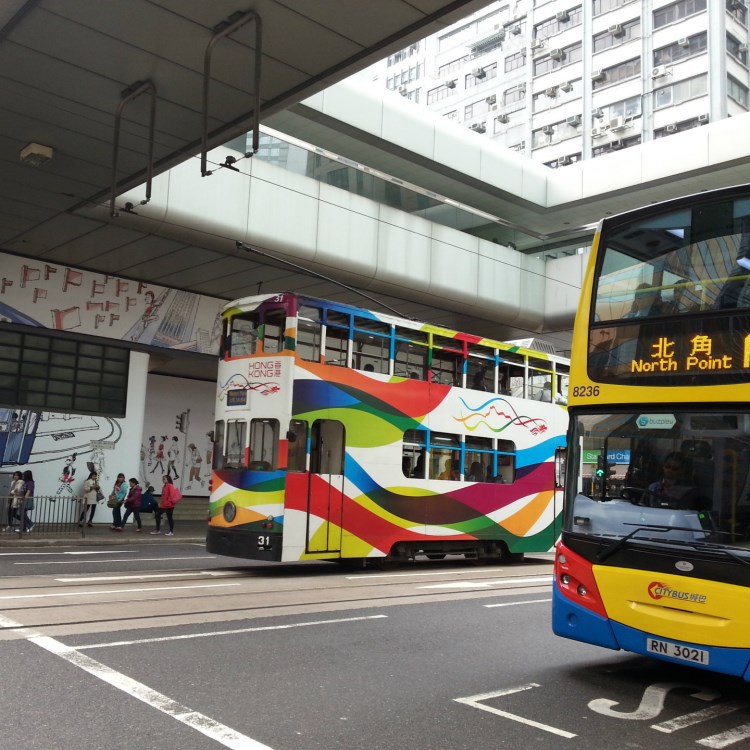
[
  {"left": 557, "top": 156, "right": 572, "bottom": 166},
  {"left": 545, "top": 86, "right": 558, "bottom": 97},
  {"left": 559, "top": 81, "right": 573, "bottom": 92},
  {"left": 530, "top": 38, "right": 544, "bottom": 49},
  {"left": 472, "top": 67, "right": 486, "bottom": 78},
  {"left": 740, "top": 43, "right": 749, "bottom": 52},
  {"left": 549, "top": 48, "right": 563, "bottom": 60},
  {"left": 665, "top": 123, "right": 678, "bottom": 133},
  {"left": 652, "top": 66, "right": 668, "bottom": 79},
  {"left": 398, "top": 85, "right": 408, "bottom": 95},
  {"left": 542, "top": 125, "right": 555, "bottom": 135},
  {"left": 698, "top": 113, "right": 709, "bottom": 124},
  {"left": 496, "top": 113, "right": 510, "bottom": 123},
  {"left": 566, "top": 115, "right": 581, "bottom": 126},
  {"left": 445, "top": 79, "right": 456, "bottom": 89},
  {"left": 485, "top": 94, "right": 497, "bottom": 105},
  {"left": 608, "top": 24, "right": 624, "bottom": 36},
  {"left": 591, "top": 126, "right": 606, "bottom": 138},
  {"left": 470, "top": 122, "right": 487, "bottom": 133},
  {"left": 556, "top": 10, "right": 570, "bottom": 21},
  {"left": 677, "top": 37, "right": 690, "bottom": 47},
  {"left": 591, "top": 69, "right": 605, "bottom": 82},
  {"left": 592, "top": 107, "right": 604, "bottom": 119},
  {"left": 510, "top": 25, "right": 522, "bottom": 35},
  {"left": 609, "top": 116, "right": 626, "bottom": 131}
]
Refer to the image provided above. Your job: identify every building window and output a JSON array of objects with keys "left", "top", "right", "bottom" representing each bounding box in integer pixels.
[
  {"left": 591, "top": 134, "right": 641, "bottom": 156},
  {"left": 593, "top": 0, "right": 639, "bottom": 15},
  {"left": 653, "top": 73, "right": 708, "bottom": 109},
  {"left": 387, "top": 43, "right": 420, "bottom": 66},
  {"left": 427, "top": 84, "right": 455, "bottom": 104},
  {"left": 728, "top": 75, "right": 750, "bottom": 107},
  {"left": 653, "top": 0, "right": 707, "bottom": 30},
  {"left": 654, "top": 32, "right": 707, "bottom": 65},
  {"left": 465, "top": 62, "right": 498, "bottom": 88},
  {"left": 593, "top": 57, "right": 641, "bottom": 90},
  {"left": 503, "top": 85, "right": 527, "bottom": 109},
  {"left": 533, "top": 42, "right": 582, "bottom": 75},
  {"left": 654, "top": 116, "right": 707, "bottom": 138},
  {"left": 0, "top": 329, "right": 129, "bottom": 416},
  {"left": 533, "top": 5, "right": 583, "bottom": 41},
  {"left": 532, "top": 119, "right": 580, "bottom": 148},
  {"left": 465, "top": 97, "right": 497, "bottom": 119},
  {"left": 726, "top": 0, "right": 748, "bottom": 25},
  {"left": 592, "top": 18, "right": 641, "bottom": 53},
  {"left": 505, "top": 50, "right": 526, "bottom": 73},
  {"left": 594, "top": 95, "right": 642, "bottom": 122},
  {"left": 728, "top": 35, "right": 749, "bottom": 66}
]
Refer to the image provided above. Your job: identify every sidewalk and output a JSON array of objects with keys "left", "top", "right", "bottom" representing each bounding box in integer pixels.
[{"left": 0, "top": 520, "right": 208, "bottom": 548}]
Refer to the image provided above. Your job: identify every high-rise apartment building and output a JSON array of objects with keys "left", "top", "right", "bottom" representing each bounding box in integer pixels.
[{"left": 366, "top": 0, "right": 750, "bottom": 167}]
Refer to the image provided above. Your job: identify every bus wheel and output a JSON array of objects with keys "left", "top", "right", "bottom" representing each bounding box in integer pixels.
[{"left": 373, "top": 557, "right": 399, "bottom": 571}]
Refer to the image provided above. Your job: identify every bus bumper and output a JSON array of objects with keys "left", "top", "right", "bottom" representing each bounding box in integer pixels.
[{"left": 552, "top": 582, "right": 620, "bottom": 650}]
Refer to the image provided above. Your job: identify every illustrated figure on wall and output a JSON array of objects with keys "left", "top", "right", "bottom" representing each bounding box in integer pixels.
[
  {"left": 167, "top": 435, "right": 180, "bottom": 479},
  {"left": 150, "top": 436, "right": 166, "bottom": 475},
  {"left": 56, "top": 453, "right": 77, "bottom": 494},
  {"left": 128, "top": 289, "right": 168, "bottom": 343},
  {"left": 185, "top": 443, "right": 203, "bottom": 489},
  {"left": 147, "top": 435, "right": 156, "bottom": 467}
]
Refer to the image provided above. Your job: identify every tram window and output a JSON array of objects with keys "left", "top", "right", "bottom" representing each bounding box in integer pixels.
[
  {"left": 394, "top": 328, "right": 428, "bottom": 380},
  {"left": 467, "top": 346, "right": 495, "bottom": 392},
  {"left": 249, "top": 418, "right": 278, "bottom": 470},
  {"left": 497, "top": 439, "right": 516, "bottom": 484},
  {"left": 287, "top": 419, "right": 307, "bottom": 472},
  {"left": 325, "top": 310, "right": 350, "bottom": 366},
  {"left": 298, "top": 306, "right": 322, "bottom": 363},
  {"left": 529, "top": 368, "right": 554, "bottom": 401},
  {"left": 212, "top": 421, "right": 225, "bottom": 470},
  {"left": 465, "top": 436, "right": 493, "bottom": 480},
  {"left": 353, "top": 317, "right": 391, "bottom": 373},
  {"left": 431, "top": 432, "right": 461, "bottom": 479},
  {"left": 225, "top": 420, "right": 247, "bottom": 468},
  {"left": 403, "top": 428, "right": 427, "bottom": 478},
  {"left": 262, "top": 310, "right": 286, "bottom": 354},
  {"left": 498, "top": 351, "right": 525, "bottom": 397},
  {"left": 431, "top": 335, "right": 464, "bottom": 386},
  {"left": 229, "top": 314, "right": 259, "bottom": 357}
]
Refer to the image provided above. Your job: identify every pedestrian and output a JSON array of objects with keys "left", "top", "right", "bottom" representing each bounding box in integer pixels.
[
  {"left": 79, "top": 471, "right": 100, "bottom": 527},
  {"left": 120, "top": 477, "right": 143, "bottom": 532},
  {"left": 109, "top": 473, "right": 127, "bottom": 531},
  {"left": 16, "top": 470, "right": 35, "bottom": 533},
  {"left": 140, "top": 484, "right": 158, "bottom": 515},
  {"left": 5, "top": 471, "right": 24, "bottom": 531},
  {"left": 151, "top": 475, "right": 182, "bottom": 536}
]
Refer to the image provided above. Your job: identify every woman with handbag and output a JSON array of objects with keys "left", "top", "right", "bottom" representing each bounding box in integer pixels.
[
  {"left": 5, "top": 471, "right": 24, "bottom": 532},
  {"left": 109, "top": 473, "right": 127, "bottom": 531},
  {"left": 79, "top": 471, "right": 100, "bottom": 527},
  {"left": 119, "top": 477, "right": 143, "bottom": 532},
  {"left": 150, "top": 475, "right": 181, "bottom": 536},
  {"left": 16, "top": 470, "right": 35, "bottom": 533}
]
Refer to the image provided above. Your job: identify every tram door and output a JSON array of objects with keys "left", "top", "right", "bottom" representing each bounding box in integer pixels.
[{"left": 307, "top": 420, "right": 345, "bottom": 553}]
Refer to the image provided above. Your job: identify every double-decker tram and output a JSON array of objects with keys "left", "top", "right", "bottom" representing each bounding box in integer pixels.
[
  {"left": 553, "top": 184, "right": 750, "bottom": 678},
  {"left": 207, "top": 292, "right": 569, "bottom": 566}
]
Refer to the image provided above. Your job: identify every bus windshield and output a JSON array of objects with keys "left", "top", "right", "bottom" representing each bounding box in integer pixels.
[
  {"left": 566, "top": 410, "right": 750, "bottom": 552},
  {"left": 589, "top": 192, "right": 750, "bottom": 386}
]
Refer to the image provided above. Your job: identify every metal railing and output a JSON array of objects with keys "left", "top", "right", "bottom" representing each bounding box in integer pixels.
[{"left": 0, "top": 495, "right": 86, "bottom": 538}]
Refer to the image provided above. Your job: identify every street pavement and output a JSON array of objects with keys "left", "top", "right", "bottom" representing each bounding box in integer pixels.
[{"left": 0, "top": 518, "right": 208, "bottom": 547}]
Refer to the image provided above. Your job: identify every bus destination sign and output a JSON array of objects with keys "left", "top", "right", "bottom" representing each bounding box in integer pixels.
[{"left": 631, "top": 332, "right": 750, "bottom": 375}]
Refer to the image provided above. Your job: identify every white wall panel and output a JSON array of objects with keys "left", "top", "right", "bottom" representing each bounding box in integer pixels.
[
  {"left": 641, "top": 130, "right": 709, "bottom": 183},
  {"left": 316, "top": 196, "right": 380, "bottom": 276}
]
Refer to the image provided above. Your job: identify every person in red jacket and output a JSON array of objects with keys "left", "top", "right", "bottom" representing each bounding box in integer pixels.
[
  {"left": 119, "top": 477, "right": 143, "bottom": 532},
  {"left": 151, "top": 474, "right": 181, "bottom": 536}
]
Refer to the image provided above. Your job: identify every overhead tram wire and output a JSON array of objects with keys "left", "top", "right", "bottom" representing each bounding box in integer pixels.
[{"left": 235, "top": 241, "right": 415, "bottom": 320}]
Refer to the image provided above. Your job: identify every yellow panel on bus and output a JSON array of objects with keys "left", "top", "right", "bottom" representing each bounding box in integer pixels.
[{"left": 594, "top": 565, "right": 750, "bottom": 649}]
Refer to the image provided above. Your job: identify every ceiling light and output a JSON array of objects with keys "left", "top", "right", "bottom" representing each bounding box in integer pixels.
[{"left": 20, "top": 142, "right": 54, "bottom": 167}]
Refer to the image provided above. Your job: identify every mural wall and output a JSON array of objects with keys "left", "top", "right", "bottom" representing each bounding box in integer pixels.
[
  {"left": 0, "top": 250, "right": 224, "bottom": 351},
  {"left": 140, "top": 375, "right": 215, "bottom": 498}
]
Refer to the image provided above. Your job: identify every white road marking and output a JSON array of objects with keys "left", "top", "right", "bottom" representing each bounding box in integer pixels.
[
  {"left": 0, "top": 611, "right": 277, "bottom": 749},
  {"left": 652, "top": 702, "right": 748, "bottom": 733},
  {"left": 0, "top": 550, "right": 133, "bottom": 556},
  {"left": 484, "top": 598, "right": 551, "bottom": 608},
  {"left": 698, "top": 723, "right": 750, "bottom": 748},
  {"left": 589, "top": 683, "right": 719, "bottom": 720},
  {"left": 19, "top": 556, "right": 215, "bottom": 566},
  {"left": 77, "top": 614, "right": 389, "bottom": 649},
  {"left": 345, "top": 568, "right": 507, "bottom": 579},
  {"left": 455, "top": 684, "right": 576, "bottom": 739},
  {"left": 0, "top": 583, "right": 239, "bottom": 602},
  {"left": 56, "top": 570, "right": 233, "bottom": 582},
  {"left": 420, "top": 575, "right": 552, "bottom": 590},
  {"left": 32, "top": 634, "right": 275, "bottom": 750}
]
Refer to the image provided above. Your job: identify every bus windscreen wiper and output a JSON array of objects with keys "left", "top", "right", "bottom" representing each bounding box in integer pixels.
[{"left": 596, "top": 523, "right": 704, "bottom": 562}]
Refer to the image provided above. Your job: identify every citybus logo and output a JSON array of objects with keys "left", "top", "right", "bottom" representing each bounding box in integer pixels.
[{"left": 648, "top": 581, "right": 706, "bottom": 604}]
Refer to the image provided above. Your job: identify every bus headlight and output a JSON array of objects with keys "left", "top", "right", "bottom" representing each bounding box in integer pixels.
[{"left": 223, "top": 501, "right": 237, "bottom": 522}]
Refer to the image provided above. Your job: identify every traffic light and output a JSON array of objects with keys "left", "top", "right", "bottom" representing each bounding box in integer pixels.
[{"left": 175, "top": 411, "right": 188, "bottom": 433}]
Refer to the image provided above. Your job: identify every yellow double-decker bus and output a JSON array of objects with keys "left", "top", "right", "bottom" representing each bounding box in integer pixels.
[{"left": 553, "top": 184, "right": 750, "bottom": 679}]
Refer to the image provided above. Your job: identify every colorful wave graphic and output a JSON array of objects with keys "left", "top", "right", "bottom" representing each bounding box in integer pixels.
[
  {"left": 455, "top": 396, "right": 548, "bottom": 435},
  {"left": 218, "top": 372, "right": 280, "bottom": 399}
]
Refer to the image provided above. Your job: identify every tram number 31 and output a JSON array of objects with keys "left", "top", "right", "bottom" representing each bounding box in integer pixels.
[{"left": 257, "top": 535, "right": 271, "bottom": 547}]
